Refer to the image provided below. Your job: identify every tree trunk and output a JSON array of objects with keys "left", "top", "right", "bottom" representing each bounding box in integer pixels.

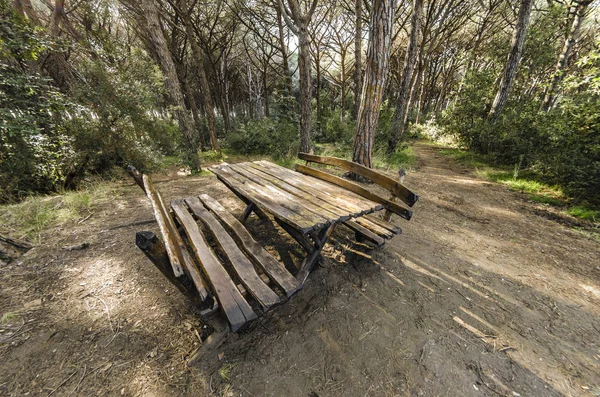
[
  {"left": 263, "top": 68, "right": 270, "bottom": 117},
  {"left": 541, "top": 1, "right": 590, "bottom": 112},
  {"left": 276, "top": 3, "right": 294, "bottom": 96},
  {"left": 183, "top": 75, "right": 206, "bottom": 151},
  {"left": 12, "top": 0, "right": 24, "bottom": 16},
  {"left": 298, "top": 28, "right": 312, "bottom": 153},
  {"left": 352, "top": 0, "right": 396, "bottom": 169},
  {"left": 352, "top": 0, "right": 363, "bottom": 120},
  {"left": 341, "top": 48, "right": 347, "bottom": 118},
  {"left": 180, "top": 0, "right": 219, "bottom": 152},
  {"left": 280, "top": 0, "right": 318, "bottom": 154},
  {"left": 15, "top": 0, "right": 40, "bottom": 25},
  {"left": 487, "top": 0, "right": 533, "bottom": 121},
  {"left": 315, "top": 50, "right": 322, "bottom": 134},
  {"left": 40, "top": 0, "right": 78, "bottom": 92},
  {"left": 140, "top": 0, "right": 200, "bottom": 169},
  {"left": 414, "top": 59, "right": 427, "bottom": 124},
  {"left": 387, "top": 0, "right": 423, "bottom": 154}
]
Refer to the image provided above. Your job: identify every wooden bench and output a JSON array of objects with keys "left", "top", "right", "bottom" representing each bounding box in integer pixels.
[
  {"left": 295, "top": 153, "right": 418, "bottom": 247},
  {"left": 128, "top": 167, "right": 301, "bottom": 332}
]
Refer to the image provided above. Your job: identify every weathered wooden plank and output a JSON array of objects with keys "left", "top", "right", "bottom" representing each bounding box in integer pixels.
[
  {"left": 171, "top": 201, "right": 256, "bottom": 332},
  {"left": 224, "top": 165, "right": 332, "bottom": 228},
  {"left": 148, "top": 180, "right": 213, "bottom": 304},
  {"left": 173, "top": 220, "right": 213, "bottom": 302},
  {"left": 210, "top": 164, "right": 323, "bottom": 233},
  {"left": 211, "top": 169, "right": 310, "bottom": 233},
  {"left": 364, "top": 214, "right": 402, "bottom": 235},
  {"left": 184, "top": 197, "right": 281, "bottom": 310},
  {"left": 298, "top": 153, "right": 418, "bottom": 207},
  {"left": 295, "top": 165, "right": 413, "bottom": 220},
  {"left": 231, "top": 163, "right": 352, "bottom": 223},
  {"left": 126, "top": 165, "right": 145, "bottom": 192},
  {"left": 143, "top": 175, "right": 185, "bottom": 277},
  {"left": 342, "top": 221, "right": 386, "bottom": 247},
  {"left": 198, "top": 194, "right": 302, "bottom": 297},
  {"left": 237, "top": 163, "right": 368, "bottom": 223},
  {"left": 251, "top": 161, "right": 382, "bottom": 215},
  {"left": 353, "top": 217, "right": 394, "bottom": 239}
]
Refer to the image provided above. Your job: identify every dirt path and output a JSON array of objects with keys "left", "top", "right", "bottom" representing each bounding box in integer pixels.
[{"left": 1, "top": 143, "right": 599, "bottom": 396}]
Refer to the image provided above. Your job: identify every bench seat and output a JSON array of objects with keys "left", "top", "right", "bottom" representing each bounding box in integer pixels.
[{"left": 130, "top": 168, "right": 301, "bottom": 332}]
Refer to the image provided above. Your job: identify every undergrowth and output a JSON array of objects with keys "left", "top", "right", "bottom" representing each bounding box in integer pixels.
[
  {"left": 0, "top": 181, "right": 114, "bottom": 242},
  {"left": 315, "top": 143, "right": 417, "bottom": 170}
]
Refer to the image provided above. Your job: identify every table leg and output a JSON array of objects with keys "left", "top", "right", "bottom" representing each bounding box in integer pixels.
[
  {"left": 296, "top": 224, "right": 335, "bottom": 284},
  {"left": 239, "top": 203, "right": 254, "bottom": 223},
  {"left": 275, "top": 218, "right": 336, "bottom": 284},
  {"left": 274, "top": 218, "right": 314, "bottom": 253},
  {"left": 226, "top": 189, "right": 268, "bottom": 223}
]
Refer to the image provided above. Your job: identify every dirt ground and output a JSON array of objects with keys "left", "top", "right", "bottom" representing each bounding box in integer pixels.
[{"left": 1, "top": 143, "right": 599, "bottom": 397}]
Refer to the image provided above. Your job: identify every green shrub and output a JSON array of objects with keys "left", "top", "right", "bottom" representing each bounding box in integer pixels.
[
  {"left": 440, "top": 48, "right": 600, "bottom": 205},
  {"left": 0, "top": 4, "right": 183, "bottom": 202},
  {"left": 225, "top": 118, "right": 298, "bottom": 159},
  {"left": 316, "top": 108, "right": 355, "bottom": 146}
]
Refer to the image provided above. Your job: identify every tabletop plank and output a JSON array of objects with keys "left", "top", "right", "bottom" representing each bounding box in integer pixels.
[
  {"left": 229, "top": 163, "right": 352, "bottom": 222},
  {"left": 218, "top": 164, "right": 331, "bottom": 228},
  {"left": 227, "top": 164, "right": 333, "bottom": 226},
  {"left": 251, "top": 161, "right": 383, "bottom": 215},
  {"left": 210, "top": 164, "right": 322, "bottom": 234}
]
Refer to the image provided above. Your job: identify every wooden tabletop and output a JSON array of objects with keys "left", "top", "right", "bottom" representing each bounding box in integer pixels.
[{"left": 209, "top": 160, "right": 384, "bottom": 234}]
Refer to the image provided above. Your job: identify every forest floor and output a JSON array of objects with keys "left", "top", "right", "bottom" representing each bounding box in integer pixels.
[{"left": 1, "top": 142, "right": 599, "bottom": 397}]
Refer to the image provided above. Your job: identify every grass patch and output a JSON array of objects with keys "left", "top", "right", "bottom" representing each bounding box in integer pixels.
[
  {"left": 373, "top": 146, "right": 416, "bottom": 169},
  {"left": 567, "top": 206, "right": 600, "bottom": 223},
  {"left": 438, "top": 148, "right": 494, "bottom": 169},
  {"left": 1, "top": 312, "right": 20, "bottom": 324},
  {"left": 0, "top": 182, "right": 111, "bottom": 242},
  {"left": 218, "top": 364, "right": 234, "bottom": 381},
  {"left": 437, "top": 145, "right": 599, "bottom": 224}
]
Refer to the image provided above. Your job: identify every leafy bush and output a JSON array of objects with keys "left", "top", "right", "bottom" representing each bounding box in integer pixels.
[
  {"left": 316, "top": 108, "right": 355, "bottom": 146},
  {"left": 225, "top": 117, "right": 299, "bottom": 159},
  {"left": 0, "top": 4, "right": 184, "bottom": 202},
  {"left": 440, "top": 50, "right": 600, "bottom": 205},
  {"left": 0, "top": 5, "right": 75, "bottom": 201}
]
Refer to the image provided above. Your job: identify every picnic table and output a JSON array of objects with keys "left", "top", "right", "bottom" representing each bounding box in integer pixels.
[
  {"left": 129, "top": 154, "right": 418, "bottom": 334},
  {"left": 209, "top": 156, "right": 418, "bottom": 283}
]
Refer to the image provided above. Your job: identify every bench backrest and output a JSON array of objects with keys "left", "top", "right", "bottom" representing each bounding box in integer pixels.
[
  {"left": 298, "top": 153, "right": 418, "bottom": 207},
  {"left": 296, "top": 153, "right": 418, "bottom": 220}
]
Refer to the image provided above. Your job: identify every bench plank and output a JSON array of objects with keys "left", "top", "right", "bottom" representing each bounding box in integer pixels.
[
  {"left": 184, "top": 197, "right": 281, "bottom": 310},
  {"left": 364, "top": 214, "right": 402, "bottom": 235},
  {"left": 352, "top": 218, "right": 394, "bottom": 239},
  {"left": 343, "top": 221, "right": 385, "bottom": 246},
  {"left": 198, "top": 194, "right": 302, "bottom": 297},
  {"left": 298, "top": 153, "right": 418, "bottom": 207},
  {"left": 171, "top": 201, "right": 256, "bottom": 332},
  {"left": 210, "top": 164, "right": 319, "bottom": 234},
  {"left": 295, "top": 164, "right": 413, "bottom": 220},
  {"left": 143, "top": 175, "right": 185, "bottom": 277}
]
